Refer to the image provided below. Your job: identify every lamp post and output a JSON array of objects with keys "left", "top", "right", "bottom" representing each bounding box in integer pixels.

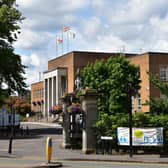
[
  {"left": 127, "top": 83, "right": 138, "bottom": 158},
  {"left": 8, "top": 103, "right": 15, "bottom": 154},
  {"left": 127, "top": 84, "right": 133, "bottom": 158}
]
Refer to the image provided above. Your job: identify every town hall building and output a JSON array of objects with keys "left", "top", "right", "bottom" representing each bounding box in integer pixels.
[{"left": 31, "top": 51, "right": 168, "bottom": 119}]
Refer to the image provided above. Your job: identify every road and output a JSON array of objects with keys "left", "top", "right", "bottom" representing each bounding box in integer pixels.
[
  {"left": 0, "top": 122, "right": 168, "bottom": 168},
  {"left": 62, "top": 161, "right": 168, "bottom": 168}
]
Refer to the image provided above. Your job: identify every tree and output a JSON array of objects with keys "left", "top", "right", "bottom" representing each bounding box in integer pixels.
[
  {"left": 147, "top": 73, "right": 168, "bottom": 114},
  {"left": 13, "top": 97, "right": 31, "bottom": 116},
  {"left": 149, "top": 73, "right": 168, "bottom": 97},
  {"left": 0, "top": 0, "right": 26, "bottom": 104},
  {"left": 81, "top": 56, "right": 141, "bottom": 117},
  {"left": 0, "top": 0, "right": 24, "bottom": 43}
]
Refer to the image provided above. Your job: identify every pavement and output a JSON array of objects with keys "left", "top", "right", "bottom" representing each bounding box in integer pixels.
[{"left": 0, "top": 122, "right": 168, "bottom": 167}]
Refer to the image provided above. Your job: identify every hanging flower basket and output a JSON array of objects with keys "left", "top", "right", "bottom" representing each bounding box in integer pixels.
[
  {"left": 32, "top": 101, "right": 37, "bottom": 106},
  {"left": 50, "top": 104, "right": 63, "bottom": 115},
  {"left": 67, "top": 103, "right": 82, "bottom": 113},
  {"left": 37, "top": 101, "right": 41, "bottom": 106}
]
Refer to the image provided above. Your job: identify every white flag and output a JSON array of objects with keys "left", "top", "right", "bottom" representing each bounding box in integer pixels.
[{"left": 69, "top": 31, "right": 76, "bottom": 39}]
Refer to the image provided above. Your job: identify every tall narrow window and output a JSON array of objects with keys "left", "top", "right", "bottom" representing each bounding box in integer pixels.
[
  {"left": 160, "top": 65, "right": 168, "bottom": 81},
  {"left": 137, "top": 94, "right": 141, "bottom": 111},
  {"left": 61, "top": 76, "right": 67, "bottom": 97}
]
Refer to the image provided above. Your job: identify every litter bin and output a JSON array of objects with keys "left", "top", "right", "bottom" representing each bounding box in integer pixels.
[{"left": 96, "top": 136, "right": 113, "bottom": 154}]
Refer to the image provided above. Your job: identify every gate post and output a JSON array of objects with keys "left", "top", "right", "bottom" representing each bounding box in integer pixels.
[
  {"left": 61, "top": 96, "right": 71, "bottom": 148},
  {"left": 81, "top": 88, "right": 98, "bottom": 154}
]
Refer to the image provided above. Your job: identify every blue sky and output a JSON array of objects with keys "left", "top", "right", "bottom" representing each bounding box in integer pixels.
[{"left": 14, "top": 0, "right": 168, "bottom": 86}]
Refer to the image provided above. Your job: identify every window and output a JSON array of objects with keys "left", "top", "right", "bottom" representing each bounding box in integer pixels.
[
  {"left": 160, "top": 65, "right": 168, "bottom": 81},
  {"left": 61, "top": 76, "right": 67, "bottom": 97},
  {"left": 137, "top": 94, "right": 141, "bottom": 111}
]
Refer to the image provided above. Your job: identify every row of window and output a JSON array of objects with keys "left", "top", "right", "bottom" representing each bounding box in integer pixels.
[{"left": 138, "top": 65, "right": 168, "bottom": 81}]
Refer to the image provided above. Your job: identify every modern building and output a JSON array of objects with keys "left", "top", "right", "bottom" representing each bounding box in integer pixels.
[{"left": 31, "top": 51, "right": 168, "bottom": 119}]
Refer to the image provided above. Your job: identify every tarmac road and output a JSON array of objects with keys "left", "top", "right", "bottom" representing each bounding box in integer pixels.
[
  {"left": 62, "top": 161, "right": 168, "bottom": 168},
  {"left": 0, "top": 122, "right": 168, "bottom": 168},
  {"left": 0, "top": 159, "right": 168, "bottom": 168}
]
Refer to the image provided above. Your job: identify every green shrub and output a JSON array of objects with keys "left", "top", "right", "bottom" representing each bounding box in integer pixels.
[{"left": 94, "top": 113, "right": 168, "bottom": 153}]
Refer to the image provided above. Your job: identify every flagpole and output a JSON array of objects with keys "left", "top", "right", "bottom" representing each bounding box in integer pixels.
[
  {"left": 56, "top": 37, "right": 58, "bottom": 57},
  {"left": 62, "top": 25, "right": 64, "bottom": 56},
  {"left": 67, "top": 31, "right": 69, "bottom": 52}
]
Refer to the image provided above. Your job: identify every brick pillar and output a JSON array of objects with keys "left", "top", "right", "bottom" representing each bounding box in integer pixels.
[{"left": 81, "top": 88, "right": 98, "bottom": 154}]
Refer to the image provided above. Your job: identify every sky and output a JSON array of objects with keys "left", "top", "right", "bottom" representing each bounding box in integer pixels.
[{"left": 14, "top": 0, "right": 168, "bottom": 87}]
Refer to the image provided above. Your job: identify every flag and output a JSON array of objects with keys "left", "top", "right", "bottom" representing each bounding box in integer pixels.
[
  {"left": 56, "top": 37, "right": 63, "bottom": 44},
  {"left": 63, "top": 26, "right": 70, "bottom": 32},
  {"left": 69, "top": 31, "right": 76, "bottom": 39}
]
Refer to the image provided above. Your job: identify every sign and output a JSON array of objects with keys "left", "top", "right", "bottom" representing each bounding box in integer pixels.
[
  {"left": 117, "top": 127, "right": 163, "bottom": 146},
  {"left": 101, "top": 136, "right": 113, "bottom": 140}
]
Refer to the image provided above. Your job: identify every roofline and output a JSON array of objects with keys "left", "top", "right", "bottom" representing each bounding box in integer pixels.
[
  {"left": 48, "top": 50, "right": 136, "bottom": 62},
  {"left": 138, "top": 51, "right": 168, "bottom": 55},
  {"left": 31, "top": 81, "right": 43, "bottom": 86},
  {"left": 43, "top": 67, "right": 67, "bottom": 74}
]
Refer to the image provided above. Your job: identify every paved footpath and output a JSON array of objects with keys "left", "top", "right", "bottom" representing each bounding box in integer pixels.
[{"left": 0, "top": 122, "right": 168, "bottom": 167}]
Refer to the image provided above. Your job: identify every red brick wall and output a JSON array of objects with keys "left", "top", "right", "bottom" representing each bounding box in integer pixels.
[
  {"left": 149, "top": 53, "right": 168, "bottom": 98},
  {"left": 129, "top": 53, "right": 150, "bottom": 112},
  {"left": 48, "top": 53, "right": 74, "bottom": 92},
  {"left": 31, "top": 81, "right": 44, "bottom": 112}
]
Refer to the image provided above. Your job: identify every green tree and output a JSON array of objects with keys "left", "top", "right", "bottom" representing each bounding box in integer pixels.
[
  {"left": 147, "top": 73, "right": 168, "bottom": 114},
  {"left": 0, "top": 0, "right": 26, "bottom": 104},
  {"left": 81, "top": 56, "right": 141, "bottom": 117},
  {"left": 149, "top": 73, "right": 168, "bottom": 97}
]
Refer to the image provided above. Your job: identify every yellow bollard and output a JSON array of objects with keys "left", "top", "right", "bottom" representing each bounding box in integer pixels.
[{"left": 46, "top": 137, "right": 52, "bottom": 163}]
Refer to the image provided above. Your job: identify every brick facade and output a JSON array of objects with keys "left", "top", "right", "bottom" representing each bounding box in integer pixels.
[
  {"left": 48, "top": 51, "right": 134, "bottom": 93},
  {"left": 31, "top": 81, "right": 44, "bottom": 113},
  {"left": 31, "top": 51, "right": 168, "bottom": 115}
]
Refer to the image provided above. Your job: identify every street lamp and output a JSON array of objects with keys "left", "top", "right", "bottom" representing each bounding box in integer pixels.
[
  {"left": 126, "top": 84, "right": 132, "bottom": 157},
  {"left": 8, "top": 102, "right": 15, "bottom": 154},
  {"left": 127, "top": 83, "right": 138, "bottom": 158}
]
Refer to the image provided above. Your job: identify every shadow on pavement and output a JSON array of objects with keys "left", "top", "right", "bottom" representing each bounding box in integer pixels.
[{"left": 0, "top": 127, "right": 62, "bottom": 140}]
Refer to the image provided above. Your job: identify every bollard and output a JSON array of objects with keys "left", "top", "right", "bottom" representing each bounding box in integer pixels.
[{"left": 46, "top": 137, "right": 52, "bottom": 163}]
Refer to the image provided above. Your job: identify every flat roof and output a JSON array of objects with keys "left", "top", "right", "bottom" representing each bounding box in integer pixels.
[
  {"left": 48, "top": 50, "right": 136, "bottom": 62},
  {"left": 31, "top": 81, "right": 43, "bottom": 86},
  {"left": 43, "top": 67, "right": 67, "bottom": 74}
]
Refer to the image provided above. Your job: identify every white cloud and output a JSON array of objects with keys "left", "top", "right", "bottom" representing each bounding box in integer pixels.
[
  {"left": 21, "top": 54, "right": 42, "bottom": 68},
  {"left": 96, "top": 34, "right": 130, "bottom": 52},
  {"left": 14, "top": 29, "right": 52, "bottom": 50},
  {"left": 21, "top": 53, "right": 48, "bottom": 85},
  {"left": 14, "top": 0, "right": 168, "bottom": 86},
  {"left": 83, "top": 17, "right": 101, "bottom": 39},
  {"left": 150, "top": 15, "right": 168, "bottom": 34},
  {"left": 30, "top": 54, "right": 40, "bottom": 67},
  {"left": 108, "top": 0, "right": 168, "bottom": 24}
]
